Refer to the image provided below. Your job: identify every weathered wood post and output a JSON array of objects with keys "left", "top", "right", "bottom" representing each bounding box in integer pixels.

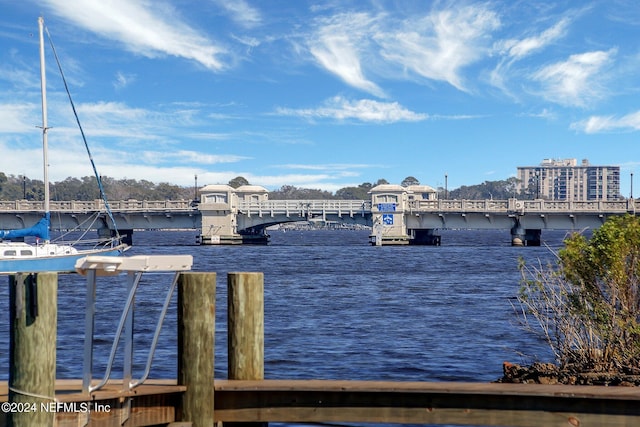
[
  {"left": 226, "top": 272, "right": 265, "bottom": 427},
  {"left": 177, "top": 272, "right": 216, "bottom": 427},
  {"left": 227, "top": 272, "right": 264, "bottom": 381},
  {"left": 9, "top": 273, "right": 57, "bottom": 427}
]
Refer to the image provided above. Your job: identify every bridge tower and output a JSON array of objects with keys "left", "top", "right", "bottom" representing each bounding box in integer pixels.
[
  {"left": 198, "top": 184, "right": 270, "bottom": 244},
  {"left": 234, "top": 185, "right": 270, "bottom": 244},
  {"left": 369, "top": 184, "right": 441, "bottom": 245},
  {"left": 369, "top": 184, "right": 410, "bottom": 245},
  {"left": 198, "top": 184, "right": 236, "bottom": 244}
]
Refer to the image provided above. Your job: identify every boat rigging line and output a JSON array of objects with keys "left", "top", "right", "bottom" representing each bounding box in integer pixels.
[{"left": 43, "top": 23, "right": 121, "bottom": 242}]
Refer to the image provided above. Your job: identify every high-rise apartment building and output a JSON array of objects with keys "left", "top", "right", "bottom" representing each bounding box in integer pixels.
[{"left": 516, "top": 159, "right": 621, "bottom": 201}]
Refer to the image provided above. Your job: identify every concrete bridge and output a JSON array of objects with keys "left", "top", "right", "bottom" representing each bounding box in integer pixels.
[{"left": 0, "top": 183, "right": 637, "bottom": 246}]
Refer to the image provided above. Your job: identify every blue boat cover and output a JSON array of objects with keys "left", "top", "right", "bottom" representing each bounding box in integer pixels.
[{"left": 0, "top": 213, "right": 50, "bottom": 241}]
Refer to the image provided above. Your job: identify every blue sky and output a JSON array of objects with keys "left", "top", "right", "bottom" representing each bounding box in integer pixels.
[{"left": 0, "top": 1, "right": 639, "bottom": 196}]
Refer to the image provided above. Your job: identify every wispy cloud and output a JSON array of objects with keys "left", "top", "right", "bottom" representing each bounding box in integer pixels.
[
  {"left": 277, "top": 163, "right": 373, "bottom": 171},
  {"left": 490, "top": 17, "right": 571, "bottom": 98},
  {"left": 376, "top": 4, "right": 500, "bottom": 92},
  {"left": 306, "top": 4, "right": 500, "bottom": 95},
  {"left": 113, "top": 71, "right": 135, "bottom": 90},
  {"left": 247, "top": 172, "right": 361, "bottom": 192},
  {"left": 0, "top": 65, "right": 38, "bottom": 91},
  {"left": 140, "top": 150, "right": 248, "bottom": 165},
  {"left": 532, "top": 49, "right": 617, "bottom": 107},
  {"left": 41, "top": 0, "right": 227, "bottom": 70},
  {"left": 496, "top": 18, "right": 570, "bottom": 60},
  {"left": 571, "top": 111, "right": 640, "bottom": 133},
  {"left": 518, "top": 108, "right": 557, "bottom": 120},
  {"left": 63, "top": 101, "right": 158, "bottom": 139},
  {"left": 212, "top": 0, "right": 262, "bottom": 29},
  {"left": 308, "top": 12, "right": 384, "bottom": 97},
  {"left": 275, "top": 96, "right": 427, "bottom": 123},
  {"left": 0, "top": 103, "right": 38, "bottom": 133}
]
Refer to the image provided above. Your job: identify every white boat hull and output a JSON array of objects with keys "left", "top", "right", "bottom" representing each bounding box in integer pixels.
[{"left": 0, "top": 243, "right": 128, "bottom": 274}]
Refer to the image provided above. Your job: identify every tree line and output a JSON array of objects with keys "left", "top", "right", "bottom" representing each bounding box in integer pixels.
[{"left": 0, "top": 171, "right": 528, "bottom": 202}]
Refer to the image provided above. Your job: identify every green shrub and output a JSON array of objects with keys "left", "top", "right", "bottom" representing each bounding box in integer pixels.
[{"left": 518, "top": 215, "right": 640, "bottom": 373}]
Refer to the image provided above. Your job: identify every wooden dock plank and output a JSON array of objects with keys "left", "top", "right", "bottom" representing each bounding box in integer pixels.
[
  {"left": 0, "top": 379, "right": 186, "bottom": 402},
  {"left": 214, "top": 379, "right": 640, "bottom": 400},
  {"left": 213, "top": 380, "right": 640, "bottom": 427},
  {"left": 0, "top": 380, "right": 186, "bottom": 427},
  {"left": 2, "top": 379, "right": 640, "bottom": 426}
]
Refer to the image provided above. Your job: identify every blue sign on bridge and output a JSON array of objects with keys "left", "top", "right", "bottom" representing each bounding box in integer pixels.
[
  {"left": 382, "top": 214, "right": 394, "bottom": 225},
  {"left": 377, "top": 203, "right": 396, "bottom": 212}
]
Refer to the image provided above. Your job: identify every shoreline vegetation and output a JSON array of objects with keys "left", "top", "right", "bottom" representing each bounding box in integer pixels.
[
  {"left": 0, "top": 173, "right": 558, "bottom": 202},
  {"left": 501, "top": 215, "right": 640, "bottom": 386}
]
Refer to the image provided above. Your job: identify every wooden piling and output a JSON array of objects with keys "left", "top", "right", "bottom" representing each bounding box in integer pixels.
[
  {"left": 9, "top": 273, "right": 57, "bottom": 427},
  {"left": 227, "top": 272, "right": 265, "bottom": 427},
  {"left": 227, "top": 272, "right": 264, "bottom": 381},
  {"left": 177, "top": 272, "right": 216, "bottom": 427}
]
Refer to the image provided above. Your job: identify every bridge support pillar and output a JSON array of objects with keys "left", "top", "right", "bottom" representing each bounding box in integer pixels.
[
  {"left": 98, "top": 227, "right": 133, "bottom": 246},
  {"left": 511, "top": 222, "right": 541, "bottom": 246},
  {"left": 409, "top": 229, "right": 441, "bottom": 246},
  {"left": 523, "top": 229, "right": 541, "bottom": 246},
  {"left": 115, "top": 229, "right": 133, "bottom": 246}
]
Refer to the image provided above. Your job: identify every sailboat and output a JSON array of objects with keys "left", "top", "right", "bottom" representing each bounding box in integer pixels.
[{"left": 0, "top": 17, "right": 128, "bottom": 274}]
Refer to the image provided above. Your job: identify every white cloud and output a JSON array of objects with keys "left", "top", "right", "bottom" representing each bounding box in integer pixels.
[
  {"left": 242, "top": 173, "right": 358, "bottom": 192},
  {"left": 0, "top": 66, "right": 38, "bottom": 91},
  {"left": 276, "top": 96, "right": 427, "bottom": 123},
  {"left": 497, "top": 18, "right": 569, "bottom": 60},
  {"left": 532, "top": 49, "right": 617, "bottom": 107},
  {"left": 305, "top": 4, "right": 500, "bottom": 95},
  {"left": 113, "top": 71, "right": 135, "bottom": 90},
  {"left": 62, "top": 101, "right": 157, "bottom": 139},
  {"left": 278, "top": 163, "right": 372, "bottom": 172},
  {"left": 40, "top": 0, "right": 227, "bottom": 70},
  {"left": 212, "top": 0, "right": 262, "bottom": 28},
  {"left": 308, "top": 12, "right": 384, "bottom": 97},
  {"left": 490, "top": 17, "right": 571, "bottom": 97},
  {"left": 519, "top": 108, "right": 557, "bottom": 120},
  {"left": 376, "top": 4, "right": 500, "bottom": 92},
  {"left": 140, "top": 150, "right": 248, "bottom": 165},
  {"left": 0, "top": 103, "right": 39, "bottom": 133},
  {"left": 571, "top": 111, "right": 640, "bottom": 133}
]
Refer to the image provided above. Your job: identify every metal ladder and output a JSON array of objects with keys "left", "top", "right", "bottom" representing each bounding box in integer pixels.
[{"left": 75, "top": 255, "right": 193, "bottom": 395}]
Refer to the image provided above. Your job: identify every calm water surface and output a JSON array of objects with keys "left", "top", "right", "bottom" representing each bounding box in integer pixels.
[{"left": 1, "top": 228, "right": 571, "bottom": 425}]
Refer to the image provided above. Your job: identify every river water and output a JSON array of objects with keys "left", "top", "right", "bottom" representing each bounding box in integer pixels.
[{"left": 1, "top": 228, "right": 572, "bottom": 425}]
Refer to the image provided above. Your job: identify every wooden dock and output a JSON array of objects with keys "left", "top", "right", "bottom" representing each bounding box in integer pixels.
[
  {"left": 0, "top": 380, "right": 185, "bottom": 426},
  {"left": 214, "top": 379, "right": 640, "bottom": 426},
  {"left": 2, "top": 379, "right": 640, "bottom": 426},
  {"left": 3, "top": 268, "right": 640, "bottom": 426}
]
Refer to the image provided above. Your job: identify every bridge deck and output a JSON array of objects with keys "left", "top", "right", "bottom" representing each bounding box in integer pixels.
[{"left": 0, "top": 198, "right": 637, "bottom": 239}]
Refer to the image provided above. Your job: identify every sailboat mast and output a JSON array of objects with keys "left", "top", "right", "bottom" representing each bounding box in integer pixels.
[{"left": 38, "top": 16, "right": 50, "bottom": 215}]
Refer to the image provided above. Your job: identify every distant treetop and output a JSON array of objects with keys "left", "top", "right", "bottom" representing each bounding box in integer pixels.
[
  {"left": 401, "top": 176, "right": 420, "bottom": 187},
  {"left": 228, "top": 176, "right": 250, "bottom": 188}
]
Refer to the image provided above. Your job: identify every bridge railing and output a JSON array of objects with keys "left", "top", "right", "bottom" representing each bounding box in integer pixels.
[
  {"left": 105, "top": 199, "right": 194, "bottom": 211},
  {"left": 237, "top": 200, "right": 371, "bottom": 216},
  {"left": 0, "top": 199, "right": 195, "bottom": 212},
  {"left": 520, "top": 199, "right": 633, "bottom": 213},
  {"left": 408, "top": 199, "right": 636, "bottom": 214},
  {"left": 408, "top": 200, "right": 509, "bottom": 212},
  {"left": 0, "top": 198, "right": 636, "bottom": 215}
]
